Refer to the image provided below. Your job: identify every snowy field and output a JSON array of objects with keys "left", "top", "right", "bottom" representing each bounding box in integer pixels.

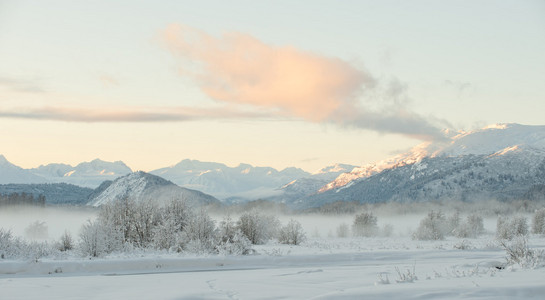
[
  {"left": 2, "top": 237, "right": 545, "bottom": 299},
  {"left": 1, "top": 207, "right": 545, "bottom": 299}
]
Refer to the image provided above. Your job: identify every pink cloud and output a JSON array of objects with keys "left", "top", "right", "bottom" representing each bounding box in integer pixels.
[
  {"left": 161, "top": 23, "right": 375, "bottom": 122},
  {"left": 161, "top": 24, "right": 449, "bottom": 140}
]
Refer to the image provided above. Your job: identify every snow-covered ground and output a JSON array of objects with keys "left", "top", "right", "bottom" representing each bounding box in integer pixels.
[
  {"left": 2, "top": 207, "right": 544, "bottom": 299},
  {"left": 2, "top": 236, "right": 545, "bottom": 299}
]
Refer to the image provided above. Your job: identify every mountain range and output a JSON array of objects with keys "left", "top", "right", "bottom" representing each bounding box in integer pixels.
[
  {"left": 294, "top": 123, "right": 545, "bottom": 208},
  {"left": 2, "top": 123, "right": 545, "bottom": 208},
  {"left": 0, "top": 155, "right": 355, "bottom": 202}
]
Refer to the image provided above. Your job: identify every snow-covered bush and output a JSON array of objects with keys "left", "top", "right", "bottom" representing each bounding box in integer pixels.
[
  {"left": 446, "top": 211, "right": 461, "bottom": 235},
  {"left": 278, "top": 219, "right": 306, "bottom": 245},
  {"left": 496, "top": 215, "right": 529, "bottom": 240},
  {"left": 532, "top": 208, "right": 545, "bottom": 234},
  {"left": 79, "top": 220, "right": 123, "bottom": 257},
  {"left": 57, "top": 230, "right": 74, "bottom": 252},
  {"left": 352, "top": 211, "right": 378, "bottom": 237},
  {"left": 413, "top": 210, "right": 448, "bottom": 240},
  {"left": 499, "top": 235, "right": 545, "bottom": 268},
  {"left": 181, "top": 208, "right": 217, "bottom": 253},
  {"left": 98, "top": 197, "right": 160, "bottom": 247},
  {"left": 152, "top": 199, "right": 193, "bottom": 251},
  {"left": 395, "top": 266, "right": 417, "bottom": 283},
  {"left": 237, "top": 210, "right": 280, "bottom": 244},
  {"left": 0, "top": 228, "right": 19, "bottom": 259},
  {"left": 454, "top": 214, "right": 485, "bottom": 238},
  {"left": 336, "top": 223, "right": 349, "bottom": 238},
  {"left": 1, "top": 228, "right": 59, "bottom": 260},
  {"left": 216, "top": 230, "right": 252, "bottom": 255}
]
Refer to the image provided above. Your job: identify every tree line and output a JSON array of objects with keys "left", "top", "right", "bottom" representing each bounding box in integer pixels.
[{"left": 0, "top": 192, "right": 45, "bottom": 207}]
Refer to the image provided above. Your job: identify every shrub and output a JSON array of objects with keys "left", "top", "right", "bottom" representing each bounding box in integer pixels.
[
  {"left": 499, "top": 235, "right": 545, "bottom": 268},
  {"left": 352, "top": 212, "right": 378, "bottom": 237},
  {"left": 454, "top": 214, "right": 485, "bottom": 238},
  {"left": 57, "top": 230, "right": 74, "bottom": 252},
  {"left": 446, "top": 211, "right": 461, "bottom": 235},
  {"left": 532, "top": 208, "right": 545, "bottom": 234},
  {"left": 278, "top": 219, "right": 306, "bottom": 245},
  {"left": 216, "top": 230, "right": 252, "bottom": 255},
  {"left": 79, "top": 220, "right": 123, "bottom": 257},
  {"left": 413, "top": 210, "right": 447, "bottom": 240},
  {"left": 497, "top": 215, "right": 528, "bottom": 240},
  {"left": 181, "top": 208, "right": 217, "bottom": 252},
  {"left": 237, "top": 210, "right": 280, "bottom": 245}
]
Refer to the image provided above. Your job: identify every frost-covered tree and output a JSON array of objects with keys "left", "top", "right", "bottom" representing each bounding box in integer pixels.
[
  {"left": 216, "top": 216, "right": 252, "bottom": 255},
  {"left": 237, "top": 210, "right": 280, "bottom": 245},
  {"left": 413, "top": 210, "right": 447, "bottom": 240},
  {"left": 79, "top": 220, "right": 106, "bottom": 257},
  {"left": 278, "top": 219, "right": 306, "bottom": 245},
  {"left": 181, "top": 208, "right": 217, "bottom": 253},
  {"left": 0, "top": 228, "right": 17, "bottom": 259},
  {"left": 497, "top": 215, "right": 529, "bottom": 240},
  {"left": 454, "top": 214, "right": 485, "bottom": 238},
  {"left": 352, "top": 212, "right": 379, "bottom": 237},
  {"left": 152, "top": 199, "right": 193, "bottom": 250},
  {"left": 57, "top": 230, "right": 74, "bottom": 252},
  {"left": 447, "top": 211, "right": 460, "bottom": 235},
  {"left": 79, "top": 220, "right": 123, "bottom": 257},
  {"left": 532, "top": 208, "right": 545, "bottom": 234}
]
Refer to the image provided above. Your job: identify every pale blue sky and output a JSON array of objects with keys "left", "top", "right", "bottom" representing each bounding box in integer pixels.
[{"left": 1, "top": 0, "right": 544, "bottom": 171}]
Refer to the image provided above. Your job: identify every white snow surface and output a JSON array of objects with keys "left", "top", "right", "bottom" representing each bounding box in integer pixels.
[{"left": 2, "top": 236, "right": 545, "bottom": 299}]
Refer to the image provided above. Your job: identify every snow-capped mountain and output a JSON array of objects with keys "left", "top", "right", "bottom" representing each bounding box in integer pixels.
[
  {"left": 267, "top": 163, "right": 357, "bottom": 203},
  {"left": 31, "top": 159, "right": 132, "bottom": 188},
  {"left": 0, "top": 155, "right": 46, "bottom": 184},
  {"left": 321, "top": 123, "right": 545, "bottom": 193},
  {"left": 87, "top": 171, "right": 219, "bottom": 207},
  {"left": 297, "top": 123, "right": 545, "bottom": 209},
  {"left": 150, "top": 159, "right": 310, "bottom": 200}
]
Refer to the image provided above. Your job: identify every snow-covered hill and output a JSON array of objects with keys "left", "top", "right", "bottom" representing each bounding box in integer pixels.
[{"left": 87, "top": 171, "right": 219, "bottom": 207}]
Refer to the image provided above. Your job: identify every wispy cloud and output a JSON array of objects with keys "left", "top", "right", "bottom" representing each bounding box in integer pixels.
[
  {"left": 0, "top": 76, "right": 45, "bottom": 93},
  {"left": 0, "top": 106, "right": 269, "bottom": 122},
  {"left": 161, "top": 23, "right": 449, "bottom": 140}
]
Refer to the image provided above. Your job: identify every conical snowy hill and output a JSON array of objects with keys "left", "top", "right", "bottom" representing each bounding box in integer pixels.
[{"left": 87, "top": 171, "right": 219, "bottom": 207}]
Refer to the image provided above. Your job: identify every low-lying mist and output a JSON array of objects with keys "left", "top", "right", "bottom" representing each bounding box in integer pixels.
[
  {"left": 0, "top": 206, "right": 98, "bottom": 241},
  {"left": 0, "top": 198, "right": 542, "bottom": 243}
]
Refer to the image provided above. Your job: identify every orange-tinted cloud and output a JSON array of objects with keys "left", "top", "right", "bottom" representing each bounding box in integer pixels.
[
  {"left": 161, "top": 23, "right": 375, "bottom": 122},
  {"left": 161, "top": 24, "right": 449, "bottom": 140}
]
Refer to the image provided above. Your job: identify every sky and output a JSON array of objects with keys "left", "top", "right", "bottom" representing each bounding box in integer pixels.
[{"left": 0, "top": 0, "right": 544, "bottom": 172}]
